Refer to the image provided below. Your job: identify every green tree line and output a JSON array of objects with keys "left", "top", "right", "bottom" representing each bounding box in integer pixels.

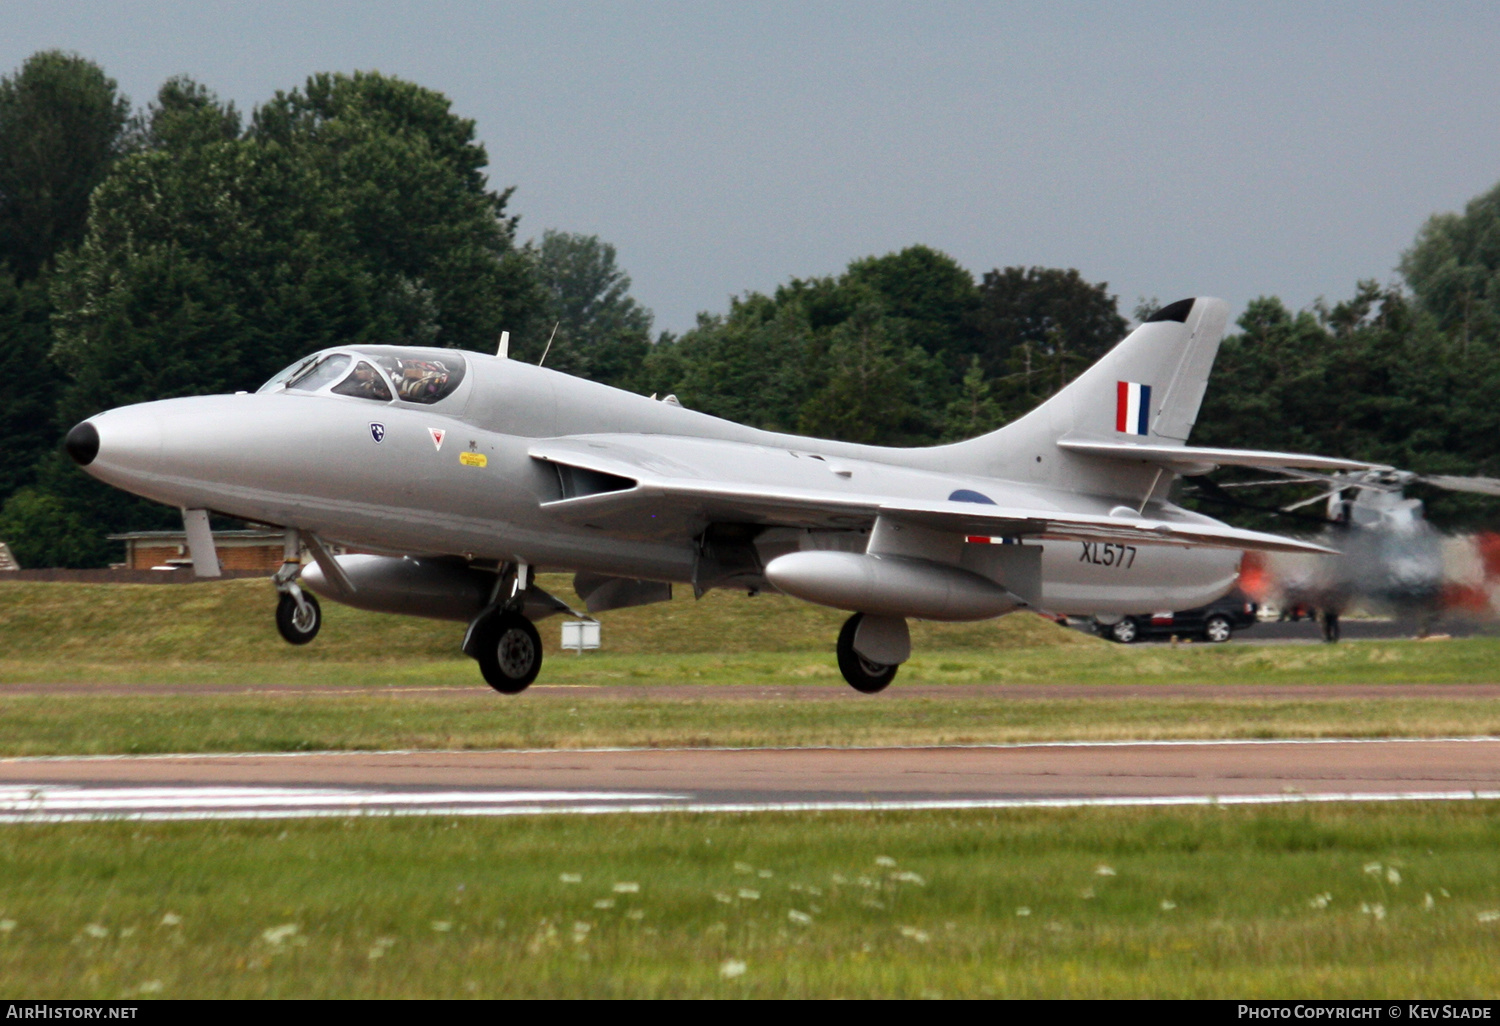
[{"left": 2, "top": 50, "right": 1498, "bottom": 565}]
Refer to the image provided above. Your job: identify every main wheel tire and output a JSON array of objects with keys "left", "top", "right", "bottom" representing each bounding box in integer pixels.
[
  {"left": 1204, "top": 614, "right": 1233, "bottom": 643},
  {"left": 275, "top": 591, "right": 321, "bottom": 645},
  {"left": 1109, "top": 618, "right": 1140, "bottom": 644},
  {"left": 836, "top": 613, "right": 898, "bottom": 694},
  {"left": 476, "top": 612, "right": 542, "bottom": 694}
]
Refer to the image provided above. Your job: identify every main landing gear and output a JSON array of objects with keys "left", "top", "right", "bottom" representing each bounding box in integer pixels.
[
  {"left": 468, "top": 609, "right": 543, "bottom": 694},
  {"left": 835, "top": 612, "right": 902, "bottom": 694},
  {"left": 463, "top": 562, "right": 544, "bottom": 694}
]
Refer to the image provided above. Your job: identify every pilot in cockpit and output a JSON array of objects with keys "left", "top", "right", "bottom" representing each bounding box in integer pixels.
[
  {"left": 394, "top": 360, "right": 449, "bottom": 402},
  {"left": 332, "top": 360, "right": 393, "bottom": 402}
]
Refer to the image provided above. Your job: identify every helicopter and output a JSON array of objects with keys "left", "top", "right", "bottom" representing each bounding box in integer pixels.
[{"left": 1191, "top": 468, "right": 1500, "bottom": 640}]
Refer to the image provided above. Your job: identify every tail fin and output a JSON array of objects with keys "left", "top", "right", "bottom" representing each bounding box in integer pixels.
[{"left": 934, "top": 297, "right": 1230, "bottom": 495}]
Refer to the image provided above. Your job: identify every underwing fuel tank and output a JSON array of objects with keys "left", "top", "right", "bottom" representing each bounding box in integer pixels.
[
  {"left": 764, "top": 551, "right": 1021, "bottom": 622},
  {"left": 302, "top": 555, "right": 491, "bottom": 622}
]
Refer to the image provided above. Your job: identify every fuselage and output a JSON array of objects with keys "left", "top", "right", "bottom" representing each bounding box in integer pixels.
[{"left": 71, "top": 345, "right": 1241, "bottom": 616}]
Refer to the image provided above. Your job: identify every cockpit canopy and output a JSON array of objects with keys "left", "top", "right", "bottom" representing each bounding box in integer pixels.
[{"left": 258, "top": 348, "right": 467, "bottom": 405}]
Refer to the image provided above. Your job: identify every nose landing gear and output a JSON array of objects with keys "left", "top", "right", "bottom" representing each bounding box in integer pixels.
[
  {"left": 275, "top": 589, "right": 322, "bottom": 644},
  {"left": 272, "top": 543, "right": 321, "bottom": 645}
]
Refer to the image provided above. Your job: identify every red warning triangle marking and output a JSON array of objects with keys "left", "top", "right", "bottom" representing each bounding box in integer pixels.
[{"left": 428, "top": 428, "right": 445, "bottom": 451}]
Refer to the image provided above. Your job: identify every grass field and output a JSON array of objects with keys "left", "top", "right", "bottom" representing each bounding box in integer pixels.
[
  {"left": 0, "top": 689, "right": 1496, "bottom": 756},
  {"left": 0, "top": 803, "right": 1497, "bottom": 998},
  {"left": 2, "top": 583, "right": 1499, "bottom": 999},
  {"left": 3, "top": 577, "right": 1499, "bottom": 754},
  {"left": 9, "top": 636, "right": 1500, "bottom": 689},
  {"left": 2, "top": 577, "right": 1499, "bottom": 690},
  {"left": 0, "top": 576, "right": 1092, "bottom": 663}
]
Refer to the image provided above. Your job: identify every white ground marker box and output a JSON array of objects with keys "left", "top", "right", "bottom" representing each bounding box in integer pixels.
[{"left": 561, "top": 619, "right": 601, "bottom": 653}]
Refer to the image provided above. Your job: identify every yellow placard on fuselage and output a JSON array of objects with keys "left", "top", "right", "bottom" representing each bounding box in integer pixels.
[{"left": 459, "top": 451, "right": 487, "bottom": 468}]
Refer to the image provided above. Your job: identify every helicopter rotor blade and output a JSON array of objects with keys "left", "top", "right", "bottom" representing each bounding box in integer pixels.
[
  {"left": 1418, "top": 474, "right": 1500, "bottom": 497},
  {"left": 1281, "top": 488, "right": 1346, "bottom": 513},
  {"left": 1219, "top": 477, "right": 1333, "bottom": 490}
]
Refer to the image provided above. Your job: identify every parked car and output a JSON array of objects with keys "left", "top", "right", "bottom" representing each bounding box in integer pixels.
[{"left": 1093, "top": 590, "right": 1259, "bottom": 644}]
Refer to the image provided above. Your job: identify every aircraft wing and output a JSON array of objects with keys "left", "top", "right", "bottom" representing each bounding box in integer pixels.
[
  {"left": 1056, "top": 439, "right": 1389, "bottom": 475},
  {"left": 529, "top": 437, "right": 1336, "bottom": 556},
  {"left": 529, "top": 437, "right": 881, "bottom": 531}
]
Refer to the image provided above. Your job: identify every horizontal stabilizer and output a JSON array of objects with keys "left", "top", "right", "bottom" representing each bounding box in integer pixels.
[
  {"left": 877, "top": 500, "right": 1338, "bottom": 556},
  {"left": 1056, "top": 439, "right": 1388, "bottom": 476}
]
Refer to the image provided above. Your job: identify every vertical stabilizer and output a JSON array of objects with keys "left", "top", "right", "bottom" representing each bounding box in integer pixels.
[{"left": 930, "top": 297, "right": 1230, "bottom": 495}]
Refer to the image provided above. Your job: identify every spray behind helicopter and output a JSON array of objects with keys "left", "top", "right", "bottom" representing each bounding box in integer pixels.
[{"left": 1195, "top": 469, "right": 1500, "bottom": 640}]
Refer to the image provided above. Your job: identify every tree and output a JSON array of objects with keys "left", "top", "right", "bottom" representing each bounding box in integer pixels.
[
  {"left": 970, "top": 266, "right": 1127, "bottom": 379},
  {"left": 43, "top": 69, "right": 546, "bottom": 562},
  {"left": 0, "top": 270, "right": 56, "bottom": 499},
  {"left": 942, "top": 356, "right": 1005, "bottom": 441},
  {"left": 842, "top": 245, "right": 978, "bottom": 361},
  {"left": 0, "top": 488, "right": 100, "bottom": 568},
  {"left": 796, "top": 297, "right": 928, "bottom": 444},
  {"left": 0, "top": 51, "right": 131, "bottom": 280},
  {"left": 986, "top": 325, "right": 1094, "bottom": 423},
  {"left": 643, "top": 296, "right": 816, "bottom": 431},
  {"left": 247, "top": 71, "right": 541, "bottom": 359},
  {"left": 1191, "top": 285, "right": 1500, "bottom": 531},
  {"left": 640, "top": 247, "right": 990, "bottom": 444},
  {"left": 1400, "top": 179, "right": 1500, "bottom": 353},
  {"left": 51, "top": 70, "right": 543, "bottom": 422},
  {"left": 141, "top": 75, "right": 240, "bottom": 153},
  {"left": 525, "top": 230, "right": 652, "bottom": 387}
]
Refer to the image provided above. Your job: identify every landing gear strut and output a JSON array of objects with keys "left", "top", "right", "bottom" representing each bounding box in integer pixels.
[
  {"left": 1319, "top": 609, "right": 1341, "bottom": 644},
  {"left": 836, "top": 613, "right": 899, "bottom": 694}
]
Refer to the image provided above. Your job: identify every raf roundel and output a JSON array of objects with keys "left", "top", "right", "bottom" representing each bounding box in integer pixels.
[{"left": 369, "top": 422, "right": 386, "bottom": 443}]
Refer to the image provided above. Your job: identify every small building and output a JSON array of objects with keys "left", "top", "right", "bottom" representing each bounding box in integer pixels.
[{"left": 108, "top": 530, "right": 289, "bottom": 572}]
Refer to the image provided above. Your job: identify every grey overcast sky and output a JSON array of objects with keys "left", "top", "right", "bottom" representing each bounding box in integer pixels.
[{"left": 6, "top": 1, "right": 1500, "bottom": 336}]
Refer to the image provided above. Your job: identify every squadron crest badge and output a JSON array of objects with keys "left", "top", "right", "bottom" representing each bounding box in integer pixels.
[{"left": 369, "top": 423, "right": 386, "bottom": 443}]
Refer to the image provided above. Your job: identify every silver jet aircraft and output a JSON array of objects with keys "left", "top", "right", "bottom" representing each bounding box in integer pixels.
[{"left": 65, "top": 297, "right": 1369, "bottom": 693}]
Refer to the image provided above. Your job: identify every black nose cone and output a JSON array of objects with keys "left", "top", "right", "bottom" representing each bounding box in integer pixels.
[{"left": 65, "top": 421, "right": 99, "bottom": 466}]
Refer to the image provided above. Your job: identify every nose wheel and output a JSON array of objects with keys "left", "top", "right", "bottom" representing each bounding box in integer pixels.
[
  {"left": 471, "top": 611, "right": 543, "bottom": 693},
  {"left": 275, "top": 590, "right": 321, "bottom": 645}
]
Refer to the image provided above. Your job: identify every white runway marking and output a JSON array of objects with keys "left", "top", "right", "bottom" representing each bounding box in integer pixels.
[
  {"left": 0, "top": 785, "right": 685, "bottom": 822},
  {"left": 0, "top": 735, "right": 1495, "bottom": 764},
  {"left": 0, "top": 783, "right": 1497, "bottom": 824}
]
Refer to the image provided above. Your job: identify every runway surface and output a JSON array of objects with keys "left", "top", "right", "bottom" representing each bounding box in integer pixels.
[
  {"left": 8, "top": 681, "right": 1500, "bottom": 700},
  {"left": 0, "top": 737, "right": 1496, "bottom": 823}
]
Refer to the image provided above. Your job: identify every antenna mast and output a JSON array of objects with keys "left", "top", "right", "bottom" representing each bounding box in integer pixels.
[{"left": 538, "top": 322, "right": 560, "bottom": 367}]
